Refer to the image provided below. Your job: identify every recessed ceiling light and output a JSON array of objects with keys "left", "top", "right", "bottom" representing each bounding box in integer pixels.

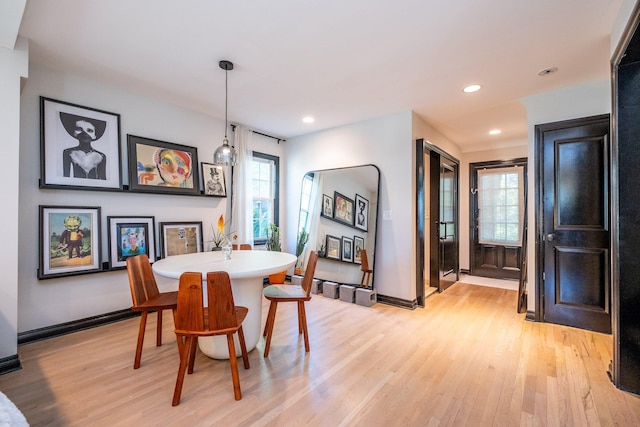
[
  {"left": 538, "top": 67, "right": 558, "bottom": 76},
  {"left": 489, "top": 129, "right": 502, "bottom": 135},
  {"left": 463, "top": 84, "right": 481, "bottom": 93},
  {"left": 302, "top": 116, "right": 315, "bottom": 123}
]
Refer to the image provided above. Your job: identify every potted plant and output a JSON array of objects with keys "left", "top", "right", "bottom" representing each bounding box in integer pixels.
[
  {"left": 266, "top": 224, "right": 286, "bottom": 284},
  {"left": 294, "top": 228, "right": 310, "bottom": 275}
]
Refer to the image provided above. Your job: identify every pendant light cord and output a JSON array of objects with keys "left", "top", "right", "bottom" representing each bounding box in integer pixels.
[{"left": 224, "top": 68, "right": 228, "bottom": 141}]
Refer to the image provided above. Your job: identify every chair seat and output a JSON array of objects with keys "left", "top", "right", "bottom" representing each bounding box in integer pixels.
[
  {"left": 175, "top": 306, "right": 248, "bottom": 336},
  {"left": 263, "top": 284, "right": 309, "bottom": 300},
  {"left": 133, "top": 291, "right": 179, "bottom": 311}
]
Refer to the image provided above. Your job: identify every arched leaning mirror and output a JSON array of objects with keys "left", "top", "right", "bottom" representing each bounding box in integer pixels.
[{"left": 296, "top": 164, "right": 380, "bottom": 289}]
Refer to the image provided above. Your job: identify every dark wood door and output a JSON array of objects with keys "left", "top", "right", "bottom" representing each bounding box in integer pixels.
[
  {"left": 470, "top": 159, "right": 527, "bottom": 280},
  {"left": 430, "top": 153, "right": 458, "bottom": 292},
  {"left": 539, "top": 115, "right": 611, "bottom": 334}
]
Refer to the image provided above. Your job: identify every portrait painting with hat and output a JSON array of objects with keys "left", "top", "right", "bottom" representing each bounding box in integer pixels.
[{"left": 59, "top": 112, "right": 108, "bottom": 180}]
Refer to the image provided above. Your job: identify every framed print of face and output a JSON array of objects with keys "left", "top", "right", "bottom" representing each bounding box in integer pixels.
[
  {"left": 107, "top": 216, "right": 156, "bottom": 269},
  {"left": 40, "top": 97, "right": 122, "bottom": 190},
  {"left": 322, "top": 194, "right": 333, "bottom": 217},
  {"left": 355, "top": 194, "right": 369, "bottom": 231},
  {"left": 159, "top": 221, "right": 203, "bottom": 258},
  {"left": 39, "top": 205, "right": 102, "bottom": 279},
  {"left": 342, "top": 236, "right": 354, "bottom": 262},
  {"left": 326, "top": 235, "right": 341, "bottom": 260},
  {"left": 354, "top": 236, "right": 364, "bottom": 264},
  {"left": 201, "top": 162, "right": 227, "bottom": 197},
  {"left": 127, "top": 135, "right": 200, "bottom": 195},
  {"left": 333, "top": 191, "right": 354, "bottom": 226}
]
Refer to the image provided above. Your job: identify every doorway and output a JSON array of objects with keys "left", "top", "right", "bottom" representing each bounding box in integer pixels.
[
  {"left": 416, "top": 139, "right": 459, "bottom": 306},
  {"left": 469, "top": 159, "right": 527, "bottom": 280}
]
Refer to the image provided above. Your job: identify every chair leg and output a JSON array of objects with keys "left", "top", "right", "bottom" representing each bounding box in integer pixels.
[
  {"left": 172, "top": 335, "right": 192, "bottom": 406},
  {"left": 156, "top": 309, "right": 163, "bottom": 346},
  {"left": 134, "top": 311, "right": 148, "bottom": 369},
  {"left": 263, "top": 300, "right": 277, "bottom": 337},
  {"left": 187, "top": 337, "right": 198, "bottom": 374},
  {"left": 263, "top": 301, "right": 278, "bottom": 357},
  {"left": 299, "top": 302, "right": 310, "bottom": 352},
  {"left": 226, "top": 334, "right": 242, "bottom": 400},
  {"left": 237, "top": 326, "right": 250, "bottom": 369},
  {"left": 297, "top": 302, "right": 303, "bottom": 334}
]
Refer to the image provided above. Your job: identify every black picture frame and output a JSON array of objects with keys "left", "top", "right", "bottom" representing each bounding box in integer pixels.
[
  {"left": 201, "top": 162, "right": 227, "bottom": 197},
  {"left": 127, "top": 134, "right": 199, "bottom": 195},
  {"left": 107, "top": 216, "right": 156, "bottom": 269},
  {"left": 40, "top": 97, "right": 122, "bottom": 191},
  {"left": 333, "top": 191, "right": 354, "bottom": 226},
  {"left": 355, "top": 194, "right": 369, "bottom": 231},
  {"left": 159, "top": 221, "right": 203, "bottom": 258},
  {"left": 342, "top": 236, "right": 354, "bottom": 262},
  {"left": 39, "top": 205, "right": 102, "bottom": 279},
  {"left": 326, "top": 235, "right": 341, "bottom": 260},
  {"left": 354, "top": 236, "right": 364, "bottom": 265},
  {"left": 322, "top": 194, "right": 333, "bottom": 217}
]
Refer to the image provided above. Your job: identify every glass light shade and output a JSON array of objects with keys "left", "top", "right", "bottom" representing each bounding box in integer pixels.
[{"left": 213, "top": 138, "right": 237, "bottom": 166}]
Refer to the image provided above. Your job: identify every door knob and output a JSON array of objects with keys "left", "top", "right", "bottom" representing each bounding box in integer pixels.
[{"left": 546, "top": 233, "right": 555, "bottom": 242}]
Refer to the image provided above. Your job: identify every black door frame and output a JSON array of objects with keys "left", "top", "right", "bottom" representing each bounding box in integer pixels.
[{"left": 416, "top": 138, "right": 460, "bottom": 306}]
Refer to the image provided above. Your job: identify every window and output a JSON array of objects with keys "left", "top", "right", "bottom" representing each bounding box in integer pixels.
[
  {"left": 251, "top": 152, "right": 279, "bottom": 244},
  {"left": 477, "top": 166, "right": 524, "bottom": 246},
  {"left": 298, "top": 173, "right": 314, "bottom": 234}
]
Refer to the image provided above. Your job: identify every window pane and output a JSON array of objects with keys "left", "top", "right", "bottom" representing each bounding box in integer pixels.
[{"left": 477, "top": 166, "right": 523, "bottom": 246}]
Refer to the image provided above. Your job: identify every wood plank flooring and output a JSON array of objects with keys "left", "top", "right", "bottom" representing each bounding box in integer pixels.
[{"left": 1, "top": 283, "right": 640, "bottom": 426}]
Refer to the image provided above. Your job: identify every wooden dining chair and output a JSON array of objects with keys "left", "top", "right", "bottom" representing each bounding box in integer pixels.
[
  {"left": 126, "top": 254, "right": 178, "bottom": 369},
  {"left": 262, "top": 251, "right": 318, "bottom": 357},
  {"left": 172, "top": 271, "right": 250, "bottom": 405},
  {"left": 232, "top": 243, "right": 252, "bottom": 250},
  {"left": 360, "top": 249, "right": 373, "bottom": 288}
]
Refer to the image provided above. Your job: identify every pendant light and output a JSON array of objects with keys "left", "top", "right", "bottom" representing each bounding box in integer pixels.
[{"left": 213, "top": 60, "right": 237, "bottom": 166}]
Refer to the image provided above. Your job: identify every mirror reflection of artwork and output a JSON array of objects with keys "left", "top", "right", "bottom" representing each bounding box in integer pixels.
[
  {"left": 322, "top": 194, "right": 333, "bottom": 217},
  {"left": 355, "top": 194, "right": 369, "bottom": 231},
  {"left": 342, "top": 237, "right": 353, "bottom": 262},
  {"left": 354, "top": 236, "right": 364, "bottom": 264},
  {"left": 326, "top": 235, "right": 341, "bottom": 260},
  {"left": 333, "top": 192, "right": 354, "bottom": 225}
]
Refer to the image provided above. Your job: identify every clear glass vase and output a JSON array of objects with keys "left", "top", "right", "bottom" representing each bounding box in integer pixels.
[{"left": 221, "top": 238, "right": 232, "bottom": 260}]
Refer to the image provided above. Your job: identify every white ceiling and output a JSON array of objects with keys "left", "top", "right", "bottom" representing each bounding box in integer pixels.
[{"left": 16, "top": 0, "right": 622, "bottom": 150}]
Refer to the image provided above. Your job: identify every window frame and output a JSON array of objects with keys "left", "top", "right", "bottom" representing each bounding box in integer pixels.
[{"left": 251, "top": 151, "right": 279, "bottom": 246}]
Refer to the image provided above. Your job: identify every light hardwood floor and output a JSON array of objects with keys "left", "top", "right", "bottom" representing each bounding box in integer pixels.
[{"left": 2, "top": 283, "right": 640, "bottom": 426}]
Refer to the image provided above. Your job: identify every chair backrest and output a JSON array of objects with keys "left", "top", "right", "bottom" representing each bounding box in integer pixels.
[
  {"left": 126, "top": 254, "right": 160, "bottom": 307},
  {"left": 206, "top": 272, "right": 238, "bottom": 330},
  {"left": 301, "top": 251, "right": 319, "bottom": 297},
  {"left": 174, "top": 272, "right": 205, "bottom": 332},
  {"left": 232, "top": 243, "right": 252, "bottom": 250},
  {"left": 360, "top": 249, "right": 370, "bottom": 272}
]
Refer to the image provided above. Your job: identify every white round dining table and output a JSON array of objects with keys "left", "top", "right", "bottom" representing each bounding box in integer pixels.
[{"left": 152, "top": 250, "right": 296, "bottom": 359}]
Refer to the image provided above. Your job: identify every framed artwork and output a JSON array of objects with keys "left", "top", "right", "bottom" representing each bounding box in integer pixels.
[
  {"left": 127, "top": 135, "right": 199, "bottom": 195},
  {"left": 355, "top": 194, "right": 369, "bottom": 231},
  {"left": 201, "top": 162, "right": 227, "bottom": 197},
  {"left": 322, "top": 194, "right": 333, "bottom": 217},
  {"left": 40, "top": 97, "right": 122, "bottom": 190},
  {"left": 342, "top": 236, "right": 354, "bottom": 262},
  {"left": 39, "top": 206, "right": 102, "bottom": 279},
  {"left": 107, "top": 216, "right": 156, "bottom": 269},
  {"left": 354, "top": 236, "right": 365, "bottom": 265},
  {"left": 159, "top": 221, "right": 203, "bottom": 258},
  {"left": 333, "top": 191, "right": 354, "bottom": 226},
  {"left": 326, "top": 235, "right": 341, "bottom": 260}
]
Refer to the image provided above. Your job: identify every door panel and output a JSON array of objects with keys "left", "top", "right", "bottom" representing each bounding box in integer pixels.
[{"left": 540, "top": 115, "right": 611, "bottom": 333}]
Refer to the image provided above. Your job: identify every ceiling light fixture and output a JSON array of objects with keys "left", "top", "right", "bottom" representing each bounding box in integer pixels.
[
  {"left": 489, "top": 129, "right": 502, "bottom": 135},
  {"left": 303, "top": 116, "right": 315, "bottom": 123},
  {"left": 538, "top": 67, "right": 558, "bottom": 76},
  {"left": 213, "top": 60, "right": 237, "bottom": 166},
  {"left": 463, "top": 84, "right": 481, "bottom": 93}
]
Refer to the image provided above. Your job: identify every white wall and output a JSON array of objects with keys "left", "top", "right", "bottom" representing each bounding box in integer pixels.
[
  {"left": 522, "top": 78, "right": 611, "bottom": 312},
  {"left": 0, "top": 37, "right": 28, "bottom": 358},
  {"left": 284, "top": 112, "right": 415, "bottom": 301},
  {"left": 17, "top": 64, "right": 283, "bottom": 332}
]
